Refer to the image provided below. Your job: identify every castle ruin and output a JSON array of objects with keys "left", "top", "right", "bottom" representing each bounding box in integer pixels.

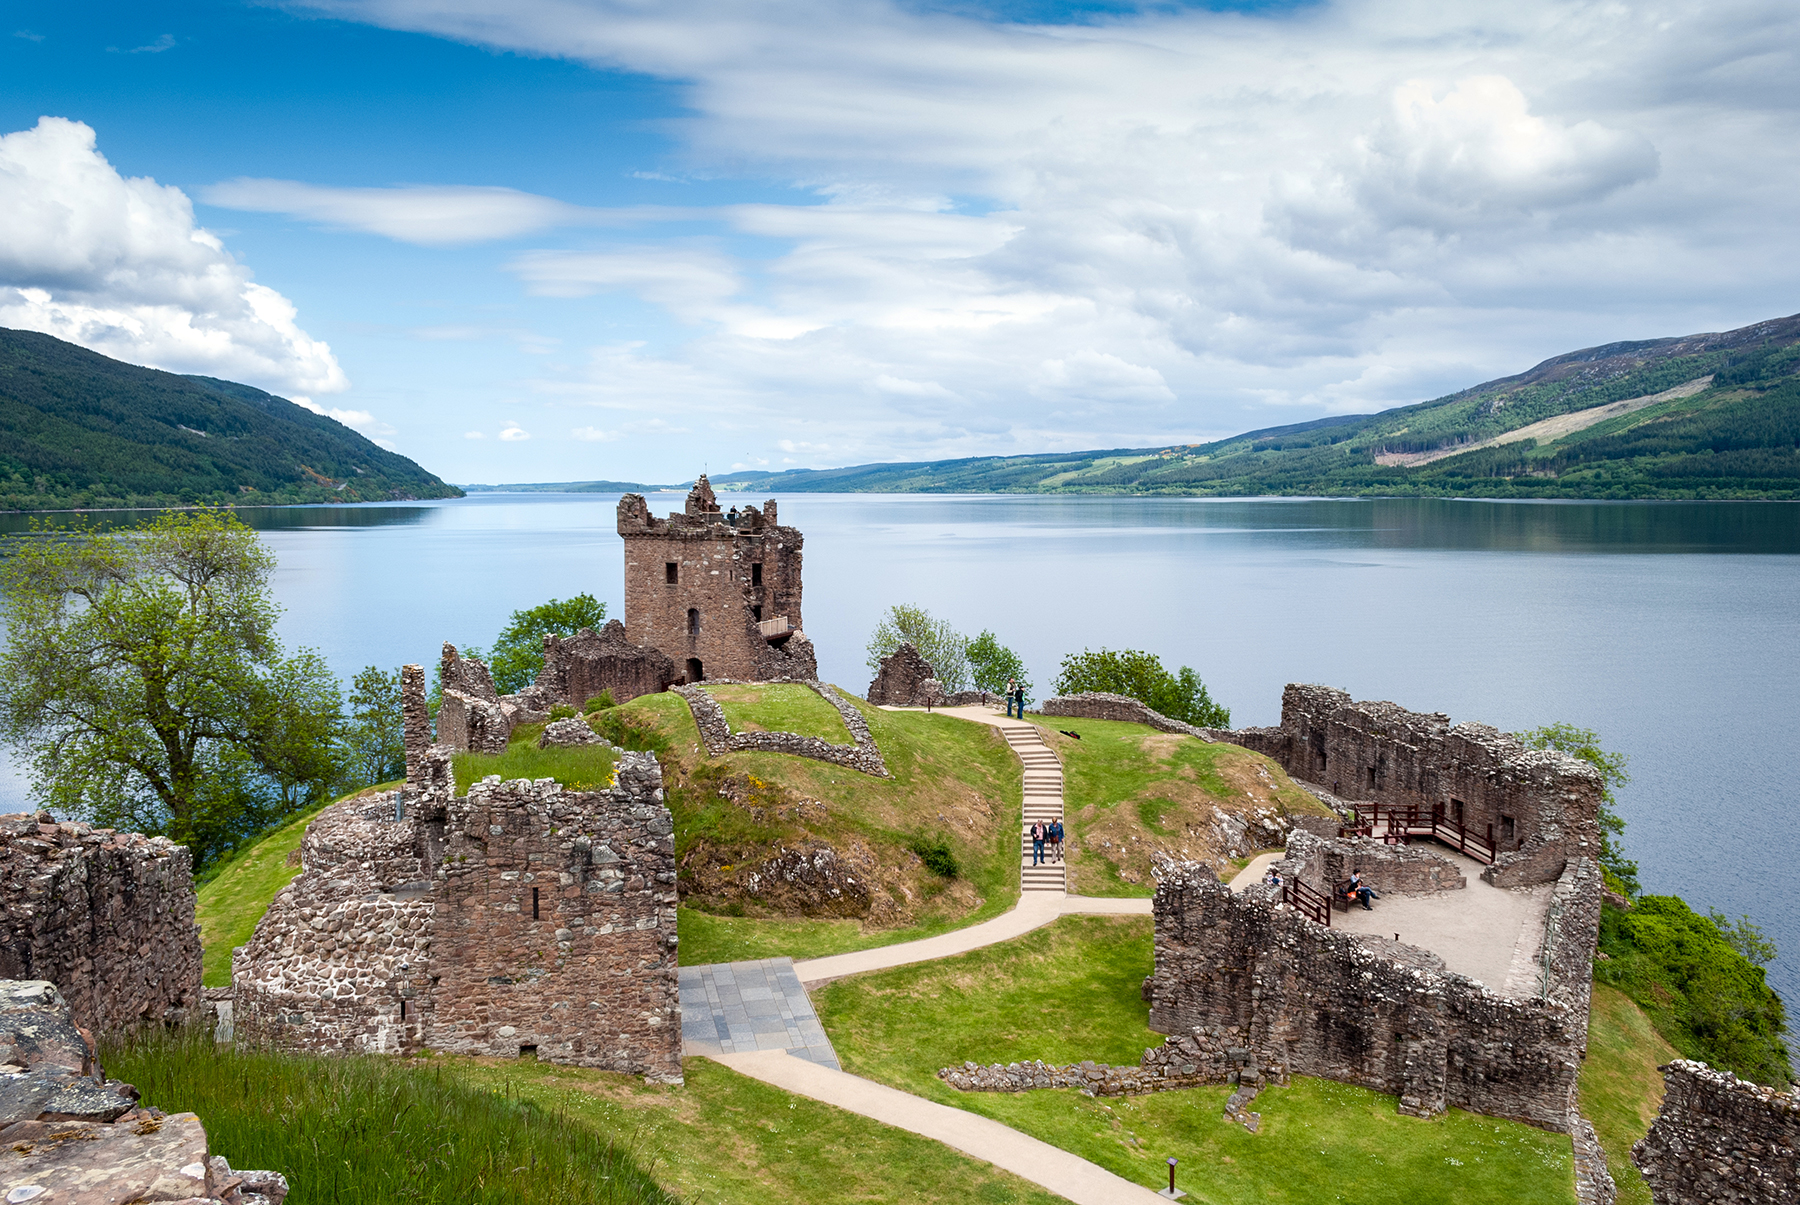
[{"left": 617, "top": 476, "right": 817, "bottom": 684}]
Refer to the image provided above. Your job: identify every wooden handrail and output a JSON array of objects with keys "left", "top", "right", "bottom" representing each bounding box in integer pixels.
[{"left": 1284, "top": 879, "right": 1331, "bottom": 928}]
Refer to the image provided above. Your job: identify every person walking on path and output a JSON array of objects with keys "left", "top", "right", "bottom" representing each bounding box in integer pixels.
[
  {"left": 1049, "top": 817, "right": 1064, "bottom": 863},
  {"left": 1030, "top": 820, "right": 1047, "bottom": 866},
  {"left": 1005, "top": 679, "right": 1019, "bottom": 718}
]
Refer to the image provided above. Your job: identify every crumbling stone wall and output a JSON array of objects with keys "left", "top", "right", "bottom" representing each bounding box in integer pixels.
[
  {"left": 1634, "top": 1060, "right": 1800, "bottom": 1205},
  {"left": 436, "top": 643, "right": 513, "bottom": 755},
  {"left": 1222, "top": 684, "right": 1603, "bottom": 887},
  {"left": 1144, "top": 857, "right": 1602, "bottom": 1131},
  {"left": 232, "top": 755, "right": 682, "bottom": 1082},
  {"left": 866, "top": 643, "right": 935, "bottom": 706},
  {"left": 537, "top": 621, "right": 678, "bottom": 706},
  {"left": 939, "top": 1025, "right": 1279, "bottom": 1098},
  {"left": 0, "top": 814, "right": 201, "bottom": 1035},
  {"left": 677, "top": 682, "right": 889, "bottom": 777},
  {"left": 1276, "top": 830, "right": 1466, "bottom": 896},
  {"left": 1040, "top": 692, "right": 1219, "bottom": 741},
  {"left": 618, "top": 476, "right": 817, "bottom": 684}
]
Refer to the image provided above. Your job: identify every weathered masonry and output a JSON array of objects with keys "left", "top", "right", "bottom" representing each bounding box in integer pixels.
[
  {"left": 0, "top": 813, "right": 202, "bottom": 1034},
  {"left": 1634, "top": 1060, "right": 1800, "bottom": 1205},
  {"left": 231, "top": 672, "right": 682, "bottom": 1081},
  {"left": 618, "top": 475, "right": 817, "bottom": 684},
  {"left": 1223, "top": 683, "right": 1604, "bottom": 887},
  {"left": 1143, "top": 856, "right": 1605, "bottom": 1132}
]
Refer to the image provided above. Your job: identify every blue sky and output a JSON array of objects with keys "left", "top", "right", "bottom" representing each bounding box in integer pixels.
[{"left": 2, "top": 0, "right": 1796, "bottom": 483}]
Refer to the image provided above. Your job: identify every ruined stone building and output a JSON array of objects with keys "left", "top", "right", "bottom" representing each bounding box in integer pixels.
[
  {"left": 0, "top": 813, "right": 202, "bottom": 1034},
  {"left": 1635, "top": 1060, "right": 1800, "bottom": 1205},
  {"left": 1224, "top": 683, "right": 1604, "bottom": 887},
  {"left": 618, "top": 476, "right": 817, "bottom": 683},
  {"left": 230, "top": 667, "right": 682, "bottom": 1081}
]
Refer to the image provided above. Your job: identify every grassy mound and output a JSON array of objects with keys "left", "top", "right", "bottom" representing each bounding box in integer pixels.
[
  {"left": 105, "top": 1031, "right": 677, "bottom": 1205},
  {"left": 814, "top": 916, "right": 1576, "bottom": 1203},
  {"left": 1032, "top": 714, "right": 1332, "bottom": 895},
  {"left": 1579, "top": 982, "right": 1680, "bottom": 1205},
  {"left": 452, "top": 735, "right": 619, "bottom": 795},
  {"left": 705, "top": 682, "right": 853, "bottom": 743},
  {"left": 594, "top": 690, "right": 1023, "bottom": 966}
]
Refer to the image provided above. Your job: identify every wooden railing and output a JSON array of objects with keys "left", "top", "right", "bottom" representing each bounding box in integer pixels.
[
  {"left": 757, "top": 615, "right": 791, "bottom": 639},
  {"left": 1284, "top": 879, "right": 1332, "bottom": 928},
  {"left": 1353, "top": 802, "right": 1498, "bottom": 865}
]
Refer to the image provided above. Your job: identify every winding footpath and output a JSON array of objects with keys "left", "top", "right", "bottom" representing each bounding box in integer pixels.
[{"left": 681, "top": 704, "right": 1164, "bottom": 1205}]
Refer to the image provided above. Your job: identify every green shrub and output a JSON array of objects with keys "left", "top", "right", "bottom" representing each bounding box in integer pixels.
[
  {"left": 548, "top": 703, "right": 577, "bottom": 721},
  {"left": 1597, "top": 895, "right": 1792, "bottom": 1086},
  {"left": 103, "top": 1030, "right": 676, "bottom": 1205},
  {"left": 584, "top": 690, "right": 617, "bottom": 713},
  {"left": 1052, "top": 648, "right": 1229, "bottom": 728},
  {"left": 908, "top": 834, "right": 959, "bottom": 878}
]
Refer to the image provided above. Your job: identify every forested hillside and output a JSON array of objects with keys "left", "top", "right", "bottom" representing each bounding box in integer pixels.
[
  {"left": 0, "top": 329, "right": 461, "bottom": 510},
  {"left": 708, "top": 313, "right": 1800, "bottom": 500}
]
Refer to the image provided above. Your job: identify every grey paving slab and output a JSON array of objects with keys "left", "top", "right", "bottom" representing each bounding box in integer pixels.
[{"left": 679, "top": 955, "right": 842, "bottom": 1070}]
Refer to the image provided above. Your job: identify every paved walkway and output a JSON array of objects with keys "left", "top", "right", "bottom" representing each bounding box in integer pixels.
[
  {"left": 714, "top": 1048, "right": 1168, "bottom": 1205},
  {"left": 679, "top": 958, "right": 840, "bottom": 1068}
]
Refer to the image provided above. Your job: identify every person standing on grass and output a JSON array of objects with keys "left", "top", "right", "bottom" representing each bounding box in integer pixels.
[
  {"left": 1005, "top": 678, "right": 1018, "bottom": 717},
  {"left": 1031, "top": 820, "right": 1047, "bottom": 866},
  {"left": 1049, "top": 816, "right": 1064, "bottom": 862}
]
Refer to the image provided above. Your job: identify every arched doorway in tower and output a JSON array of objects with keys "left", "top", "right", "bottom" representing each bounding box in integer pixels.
[{"left": 686, "top": 658, "right": 703, "bottom": 682}]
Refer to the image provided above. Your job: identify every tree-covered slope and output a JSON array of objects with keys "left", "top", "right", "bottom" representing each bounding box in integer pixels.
[
  {"left": 709, "top": 312, "right": 1800, "bottom": 500},
  {"left": 0, "top": 328, "right": 461, "bottom": 509}
]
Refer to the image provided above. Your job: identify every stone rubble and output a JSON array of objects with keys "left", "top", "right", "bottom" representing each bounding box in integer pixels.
[{"left": 0, "top": 979, "right": 288, "bottom": 1205}]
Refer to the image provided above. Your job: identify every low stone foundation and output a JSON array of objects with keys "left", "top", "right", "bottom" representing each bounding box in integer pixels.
[
  {"left": 1038, "top": 692, "right": 1218, "bottom": 741},
  {"left": 0, "top": 814, "right": 202, "bottom": 1035},
  {"left": 1633, "top": 1060, "right": 1800, "bottom": 1205},
  {"left": 939, "top": 1026, "right": 1282, "bottom": 1098},
  {"left": 677, "top": 681, "right": 889, "bottom": 777}
]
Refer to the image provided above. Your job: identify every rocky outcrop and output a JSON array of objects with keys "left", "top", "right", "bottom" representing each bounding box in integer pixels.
[
  {"left": 676, "top": 681, "right": 889, "bottom": 777},
  {"left": 1634, "top": 1060, "right": 1800, "bottom": 1205},
  {"left": 1039, "top": 692, "right": 1218, "bottom": 740},
  {"left": 537, "top": 622, "right": 678, "bottom": 708},
  {"left": 0, "top": 814, "right": 201, "bottom": 1035},
  {"left": 866, "top": 644, "right": 935, "bottom": 707},
  {"left": 0, "top": 979, "right": 288, "bottom": 1203},
  {"left": 540, "top": 718, "right": 605, "bottom": 748}
]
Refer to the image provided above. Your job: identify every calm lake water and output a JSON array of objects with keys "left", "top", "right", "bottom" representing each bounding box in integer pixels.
[{"left": 3, "top": 494, "right": 1797, "bottom": 1002}]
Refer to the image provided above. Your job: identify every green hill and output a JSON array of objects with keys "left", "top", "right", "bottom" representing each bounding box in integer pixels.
[
  {"left": 0, "top": 328, "right": 461, "bottom": 509},
  {"left": 701, "top": 312, "right": 1800, "bottom": 500}
]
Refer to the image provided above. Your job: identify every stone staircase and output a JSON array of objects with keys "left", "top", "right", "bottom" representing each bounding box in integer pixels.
[{"left": 1000, "top": 722, "right": 1066, "bottom": 894}]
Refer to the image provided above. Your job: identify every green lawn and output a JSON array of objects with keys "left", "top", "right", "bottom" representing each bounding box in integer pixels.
[
  {"left": 600, "top": 691, "right": 1024, "bottom": 966},
  {"left": 1580, "top": 983, "right": 1680, "bottom": 1205},
  {"left": 706, "top": 682, "right": 854, "bottom": 744},
  {"left": 1026, "top": 714, "right": 1330, "bottom": 897},
  {"left": 815, "top": 915, "right": 1577, "bottom": 1204},
  {"left": 195, "top": 796, "right": 361, "bottom": 987},
  {"left": 452, "top": 732, "right": 619, "bottom": 795}
]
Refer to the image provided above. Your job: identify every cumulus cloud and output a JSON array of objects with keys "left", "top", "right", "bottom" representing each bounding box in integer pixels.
[
  {"left": 0, "top": 117, "right": 346, "bottom": 397},
  {"left": 498, "top": 423, "right": 530, "bottom": 441},
  {"left": 285, "top": 0, "right": 1800, "bottom": 460}
]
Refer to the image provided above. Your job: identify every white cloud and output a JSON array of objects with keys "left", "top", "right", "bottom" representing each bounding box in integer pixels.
[
  {"left": 130, "top": 34, "right": 176, "bottom": 54},
  {"left": 498, "top": 423, "right": 530, "bottom": 441},
  {"left": 203, "top": 178, "right": 662, "bottom": 246},
  {"left": 0, "top": 117, "right": 346, "bottom": 397},
  {"left": 464, "top": 430, "right": 487, "bottom": 439},
  {"left": 570, "top": 426, "right": 620, "bottom": 441},
  {"left": 286, "top": 0, "right": 1800, "bottom": 462}
]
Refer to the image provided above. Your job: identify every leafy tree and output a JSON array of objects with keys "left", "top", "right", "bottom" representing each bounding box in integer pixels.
[
  {"left": 1709, "top": 910, "right": 1779, "bottom": 968},
  {"left": 0, "top": 511, "right": 345, "bottom": 869},
  {"left": 345, "top": 666, "right": 406, "bottom": 788},
  {"left": 1519, "top": 722, "right": 1639, "bottom": 895},
  {"left": 865, "top": 604, "right": 970, "bottom": 692},
  {"left": 1052, "top": 648, "right": 1229, "bottom": 728},
  {"left": 965, "top": 630, "right": 1030, "bottom": 702},
  {"left": 487, "top": 593, "right": 608, "bottom": 694}
]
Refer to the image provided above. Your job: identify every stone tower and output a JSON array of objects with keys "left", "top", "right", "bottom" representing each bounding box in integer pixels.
[{"left": 616, "top": 476, "right": 818, "bottom": 682}]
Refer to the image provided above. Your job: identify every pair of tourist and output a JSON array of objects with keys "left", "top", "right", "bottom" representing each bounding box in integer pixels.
[
  {"left": 1347, "top": 869, "right": 1379, "bottom": 911},
  {"left": 1031, "top": 818, "right": 1065, "bottom": 865},
  {"left": 1004, "top": 679, "right": 1026, "bottom": 718}
]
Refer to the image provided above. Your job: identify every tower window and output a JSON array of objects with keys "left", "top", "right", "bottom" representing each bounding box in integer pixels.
[
  {"left": 665, "top": 562, "right": 678, "bottom": 584},
  {"left": 687, "top": 608, "right": 700, "bottom": 636},
  {"left": 752, "top": 604, "right": 763, "bottom": 621},
  {"left": 751, "top": 562, "right": 763, "bottom": 586},
  {"left": 532, "top": 886, "right": 540, "bottom": 919}
]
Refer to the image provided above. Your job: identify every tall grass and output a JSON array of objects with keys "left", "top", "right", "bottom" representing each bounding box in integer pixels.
[
  {"left": 453, "top": 741, "right": 619, "bottom": 796},
  {"left": 104, "top": 1032, "right": 680, "bottom": 1205}
]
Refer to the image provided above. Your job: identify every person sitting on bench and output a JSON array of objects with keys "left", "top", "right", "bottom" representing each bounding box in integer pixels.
[{"left": 1348, "top": 869, "right": 1378, "bottom": 911}]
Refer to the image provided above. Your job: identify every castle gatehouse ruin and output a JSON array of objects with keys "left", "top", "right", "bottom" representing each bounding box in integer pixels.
[
  {"left": 618, "top": 476, "right": 817, "bottom": 684},
  {"left": 1223, "top": 683, "right": 1605, "bottom": 888},
  {"left": 230, "top": 666, "right": 682, "bottom": 1081}
]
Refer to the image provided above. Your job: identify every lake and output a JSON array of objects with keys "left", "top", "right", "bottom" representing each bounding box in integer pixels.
[{"left": 3, "top": 493, "right": 1796, "bottom": 1002}]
